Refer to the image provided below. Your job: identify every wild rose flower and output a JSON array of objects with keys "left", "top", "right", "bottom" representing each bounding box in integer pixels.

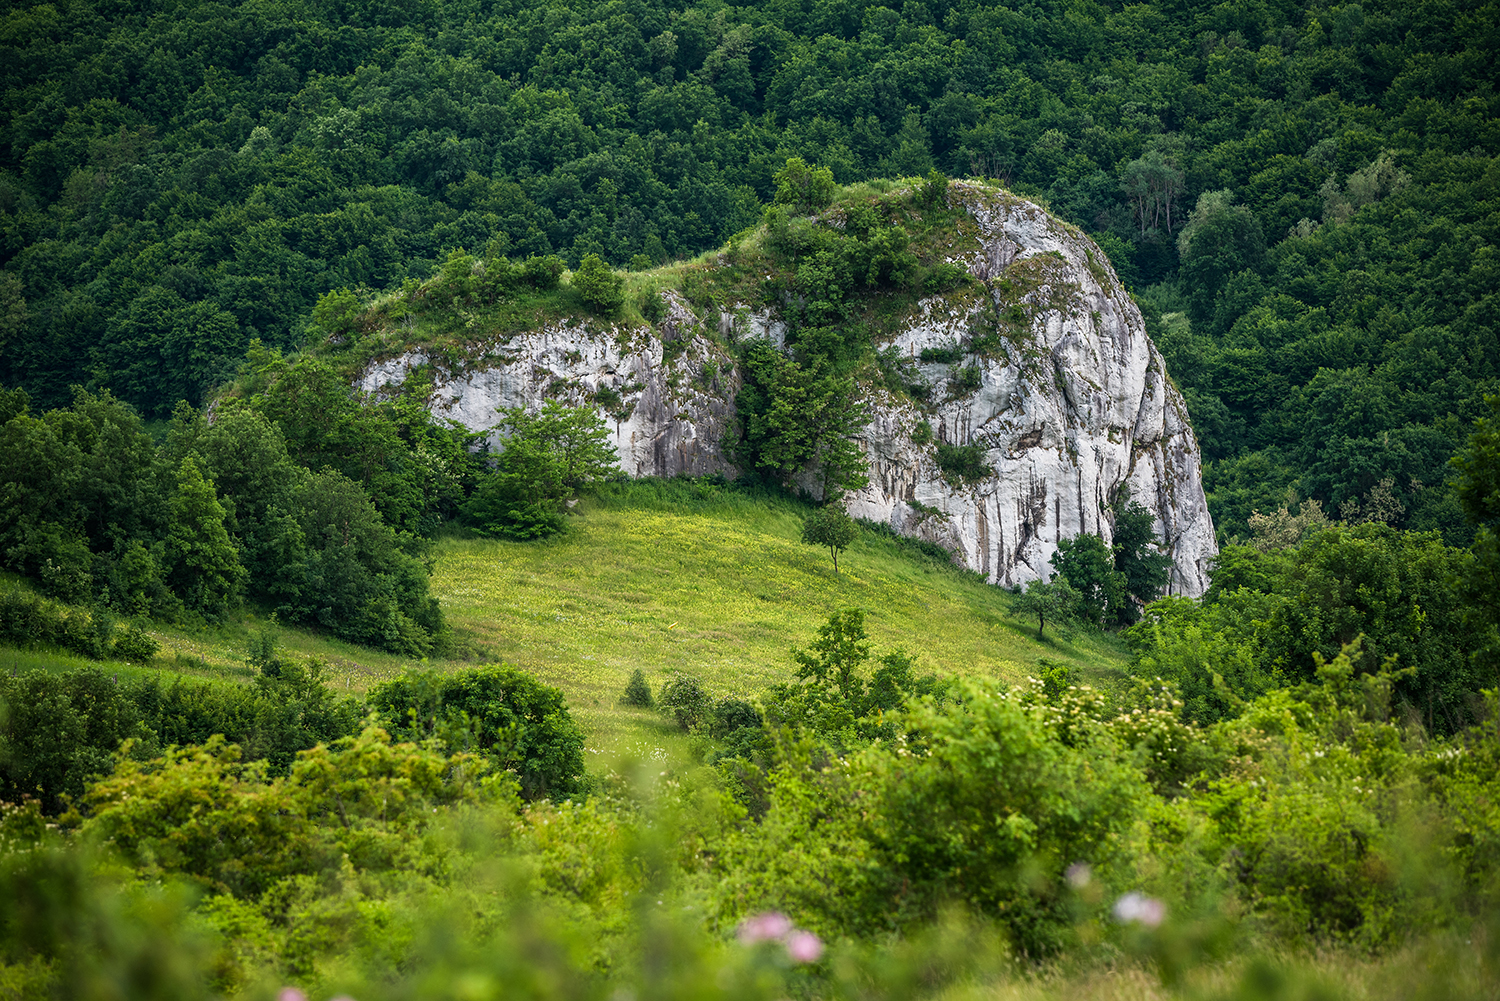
[
  {"left": 1113, "top": 892, "right": 1166, "bottom": 928},
  {"left": 1065, "top": 862, "right": 1092, "bottom": 888},
  {"left": 737, "top": 911, "right": 793, "bottom": 944},
  {"left": 784, "top": 929, "right": 824, "bottom": 963}
]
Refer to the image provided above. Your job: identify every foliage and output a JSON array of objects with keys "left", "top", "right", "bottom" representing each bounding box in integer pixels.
[
  {"left": 161, "top": 456, "right": 246, "bottom": 619},
  {"left": 1451, "top": 394, "right": 1500, "bottom": 672},
  {"left": 0, "top": 659, "right": 360, "bottom": 814},
  {"left": 292, "top": 469, "right": 449, "bottom": 655},
  {"left": 735, "top": 343, "right": 869, "bottom": 498},
  {"left": 934, "top": 442, "right": 988, "bottom": 484},
  {"left": 723, "top": 674, "right": 1150, "bottom": 956},
  {"left": 1136, "top": 520, "right": 1488, "bottom": 736},
  {"left": 1051, "top": 534, "right": 1128, "bottom": 627},
  {"left": 245, "top": 354, "right": 486, "bottom": 536},
  {"left": 0, "top": 0, "right": 1492, "bottom": 563},
  {"left": 464, "top": 401, "right": 618, "bottom": 541},
  {"left": 0, "top": 584, "right": 114, "bottom": 661},
  {"left": 799, "top": 504, "right": 857, "bottom": 574},
  {"left": 658, "top": 672, "right": 713, "bottom": 732},
  {"left": 1012, "top": 579, "right": 1079, "bottom": 639},
  {"left": 620, "top": 668, "right": 654, "bottom": 709},
  {"left": 370, "top": 664, "right": 586, "bottom": 801},
  {"left": 570, "top": 254, "right": 626, "bottom": 313},
  {"left": 773, "top": 157, "right": 836, "bottom": 215},
  {"left": 760, "top": 608, "right": 942, "bottom": 747},
  {"left": 1110, "top": 496, "right": 1174, "bottom": 625},
  {"left": 82, "top": 724, "right": 509, "bottom": 899}
]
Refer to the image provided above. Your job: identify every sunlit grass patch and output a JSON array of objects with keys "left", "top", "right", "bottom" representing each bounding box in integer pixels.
[{"left": 430, "top": 486, "right": 1129, "bottom": 754}]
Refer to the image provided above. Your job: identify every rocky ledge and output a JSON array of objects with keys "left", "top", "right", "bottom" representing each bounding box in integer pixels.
[{"left": 358, "top": 182, "right": 1217, "bottom": 595}]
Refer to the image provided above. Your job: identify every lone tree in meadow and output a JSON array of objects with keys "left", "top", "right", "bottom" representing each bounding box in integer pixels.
[
  {"left": 802, "top": 503, "right": 858, "bottom": 575},
  {"left": 621, "top": 668, "right": 654, "bottom": 708},
  {"left": 1012, "top": 578, "right": 1080, "bottom": 640}
]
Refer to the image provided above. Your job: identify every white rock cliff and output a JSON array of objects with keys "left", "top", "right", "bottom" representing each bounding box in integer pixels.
[{"left": 358, "top": 183, "right": 1217, "bottom": 595}]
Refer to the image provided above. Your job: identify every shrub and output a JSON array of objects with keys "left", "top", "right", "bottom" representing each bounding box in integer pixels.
[
  {"left": 708, "top": 698, "right": 762, "bottom": 739},
  {"left": 915, "top": 168, "right": 949, "bottom": 209},
  {"left": 111, "top": 622, "right": 158, "bottom": 663},
  {"left": 919, "top": 344, "right": 963, "bottom": 364},
  {"left": 571, "top": 254, "right": 626, "bottom": 313},
  {"left": 521, "top": 254, "right": 566, "bottom": 289},
  {"left": 0, "top": 585, "right": 110, "bottom": 659},
  {"left": 640, "top": 288, "right": 668, "bottom": 322},
  {"left": 659, "top": 673, "right": 712, "bottom": 731},
  {"left": 935, "top": 442, "right": 989, "bottom": 484},
  {"left": 371, "top": 664, "right": 586, "bottom": 801},
  {"left": 949, "top": 364, "right": 982, "bottom": 395},
  {"left": 621, "top": 668, "right": 654, "bottom": 708}
]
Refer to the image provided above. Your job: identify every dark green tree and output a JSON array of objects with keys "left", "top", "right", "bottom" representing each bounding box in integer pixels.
[
  {"left": 1110, "top": 495, "right": 1174, "bottom": 625},
  {"left": 1050, "top": 534, "right": 1126, "bottom": 627},
  {"left": 621, "top": 668, "right": 654, "bottom": 708},
  {"left": 774, "top": 157, "right": 836, "bottom": 214},
  {"left": 464, "top": 401, "right": 617, "bottom": 540},
  {"left": 161, "top": 457, "right": 246, "bottom": 619},
  {"left": 370, "top": 664, "right": 586, "bottom": 801},
  {"left": 736, "top": 344, "right": 869, "bottom": 498}
]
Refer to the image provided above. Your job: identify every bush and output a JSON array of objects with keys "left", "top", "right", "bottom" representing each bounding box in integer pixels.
[
  {"left": 621, "top": 668, "right": 654, "bottom": 708},
  {"left": 371, "top": 664, "right": 586, "bottom": 801},
  {"left": 0, "top": 585, "right": 110, "bottom": 659},
  {"left": 111, "top": 622, "right": 158, "bottom": 663},
  {"left": 949, "top": 364, "right": 982, "bottom": 395},
  {"left": 640, "top": 288, "right": 668, "bottom": 322},
  {"left": 934, "top": 442, "right": 989, "bottom": 484},
  {"left": 521, "top": 254, "right": 566, "bottom": 289},
  {"left": 659, "top": 673, "right": 712, "bottom": 731},
  {"left": 915, "top": 168, "right": 949, "bottom": 209},
  {"left": 919, "top": 344, "right": 963, "bottom": 364},
  {"left": 571, "top": 254, "right": 626, "bottom": 313}
]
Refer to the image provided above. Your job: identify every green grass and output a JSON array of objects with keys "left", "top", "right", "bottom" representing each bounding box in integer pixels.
[
  {"left": 1, "top": 483, "right": 1130, "bottom": 765},
  {"left": 428, "top": 480, "right": 1129, "bottom": 753}
]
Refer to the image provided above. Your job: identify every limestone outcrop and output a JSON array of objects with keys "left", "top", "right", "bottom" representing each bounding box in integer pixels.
[{"left": 358, "top": 182, "right": 1217, "bottom": 595}]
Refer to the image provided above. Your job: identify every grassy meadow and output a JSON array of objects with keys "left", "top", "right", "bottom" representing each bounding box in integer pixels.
[
  {"left": 3, "top": 481, "right": 1130, "bottom": 767},
  {"left": 431, "top": 481, "right": 1129, "bottom": 753}
]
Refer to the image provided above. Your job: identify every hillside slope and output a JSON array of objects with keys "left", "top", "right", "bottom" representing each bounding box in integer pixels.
[
  {"left": 346, "top": 179, "right": 1218, "bottom": 594},
  {"left": 430, "top": 482, "right": 1129, "bottom": 749}
]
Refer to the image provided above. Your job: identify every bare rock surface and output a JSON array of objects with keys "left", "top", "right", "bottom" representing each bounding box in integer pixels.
[{"left": 358, "top": 183, "right": 1217, "bottom": 595}]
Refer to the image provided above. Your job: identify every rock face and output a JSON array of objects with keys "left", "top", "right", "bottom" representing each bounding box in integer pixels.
[{"left": 358, "top": 182, "right": 1217, "bottom": 596}]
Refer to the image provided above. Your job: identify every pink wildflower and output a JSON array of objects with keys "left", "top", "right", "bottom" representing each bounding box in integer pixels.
[
  {"left": 784, "top": 929, "right": 824, "bottom": 963},
  {"left": 1113, "top": 892, "right": 1166, "bottom": 928},
  {"left": 737, "top": 911, "right": 793, "bottom": 944},
  {"left": 276, "top": 990, "right": 308, "bottom": 1001}
]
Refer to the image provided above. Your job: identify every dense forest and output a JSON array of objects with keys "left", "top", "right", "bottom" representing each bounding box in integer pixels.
[
  {"left": 3, "top": 0, "right": 1500, "bottom": 996},
  {"left": 2, "top": 0, "right": 1498, "bottom": 539}
]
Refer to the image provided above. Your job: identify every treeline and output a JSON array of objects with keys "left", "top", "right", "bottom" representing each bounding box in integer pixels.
[
  {"left": 1127, "top": 395, "right": 1500, "bottom": 736},
  {"left": 0, "top": 356, "right": 485, "bottom": 653},
  {"left": 2, "top": 0, "right": 1497, "bottom": 544},
  {"left": 0, "top": 654, "right": 587, "bottom": 815}
]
